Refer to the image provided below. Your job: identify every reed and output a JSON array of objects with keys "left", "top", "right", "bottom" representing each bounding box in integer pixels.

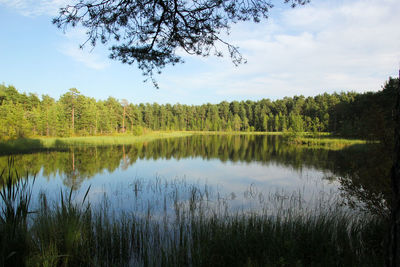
[
  {"left": 0, "top": 131, "right": 369, "bottom": 155},
  {"left": 0, "top": 132, "right": 194, "bottom": 155},
  {"left": 285, "top": 133, "right": 368, "bottom": 149},
  {"left": 0, "top": 158, "right": 35, "bottom": 266}
]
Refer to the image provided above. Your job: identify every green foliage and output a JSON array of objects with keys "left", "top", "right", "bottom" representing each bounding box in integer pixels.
[
  {"left": 131, "top": 125, "right": 144, "bottom": 136},
  {"left": 29, "top": 187, "right": 93, "bottom": 266},
  {"left": 0, "top": 78, "right": 397, "bottom": 143},
  {"left": 53, "top": 0, "right": 309, "bottom": 85}
]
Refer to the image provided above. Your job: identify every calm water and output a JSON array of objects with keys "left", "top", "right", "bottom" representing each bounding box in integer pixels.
[{"left": 0, "top": 134, "right": 390, "bottom": 215}]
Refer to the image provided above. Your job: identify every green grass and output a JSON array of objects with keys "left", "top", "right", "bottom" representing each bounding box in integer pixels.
[
  {"left": 294, "top": 137, "right": 368, "bottom": 149},
  {"left": 38, "top": 132, "right": 193, "bottom": 146},
  {"left": 191, "top": 131, "right": 369, "bottom": 149},
  {"left": 0, "top": 131, "right": 194, "bottom": 155},
  {"left": 0, "top": 131, "right": 369, "bottom": 155},
  {"left": 284, "top": 132, "right": 369, "bottom": 149},
  {"left": 0, "top": 164, "right": 388, "bottom": 266},
  {"left": 0, "top": 158, "right": 34, "bottom": 266},
  {"left": 188, "top": 130, "right": 286, "bottom": 136}
]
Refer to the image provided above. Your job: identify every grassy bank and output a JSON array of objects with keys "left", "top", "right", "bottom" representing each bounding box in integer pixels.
[
  {"left": 0, "top": 131, "right": 194, "bottom": 155},
  {"left": 0, "top": 131, "right": 368, "bottom": 155},
  {"left": 192, "top": 131, "right": 369, "bottom": 149},
  {"left": 0, "top": 165, "right": 387, "bottom": 266},
  {"left": 287, "top": 135, "right": 369, "bottom": 149}
]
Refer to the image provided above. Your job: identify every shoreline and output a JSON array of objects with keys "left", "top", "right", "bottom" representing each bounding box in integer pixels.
[{"left": 0, "top": 131, "right": 369, "bottom": 155}]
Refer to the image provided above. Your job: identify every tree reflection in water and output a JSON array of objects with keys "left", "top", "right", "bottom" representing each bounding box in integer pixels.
[{"left": 0, "top": 134, "right": 390, "bottom": 215}]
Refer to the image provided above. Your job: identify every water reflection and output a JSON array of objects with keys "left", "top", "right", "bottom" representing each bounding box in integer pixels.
[{"left": 0, "top": 134, "right": 390, "bottom": 215}]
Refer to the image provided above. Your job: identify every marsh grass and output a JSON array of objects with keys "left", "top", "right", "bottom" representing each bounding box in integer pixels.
[
  {"left": 0, "top": 158, "right": 35, "bottom": 266},
  {"left": 0, "top": 165, "right": 387, "bottom": 266},
  {"left": 0, "top": 138, "right": 55, "bottom": 155},
  {"left": 284, "top": 132, "right": 368, "bottom": 149},
  {"left": 0, "top": 132, "right": 194, "bottom": 155},
  {"left": 0, "top": 131, "right": 367, "bottom": 155},
  {"left": 39, "top": 132, "right": 194, "bottom": 148}
]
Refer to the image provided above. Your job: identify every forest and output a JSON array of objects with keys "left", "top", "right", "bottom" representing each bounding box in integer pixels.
[{"left": 0, "top": 78, "right": 397, "bottom": 142}]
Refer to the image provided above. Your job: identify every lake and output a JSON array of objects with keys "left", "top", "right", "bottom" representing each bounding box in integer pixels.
[{"left": 0, "top": 134, "right": 390, "bottom": 216}]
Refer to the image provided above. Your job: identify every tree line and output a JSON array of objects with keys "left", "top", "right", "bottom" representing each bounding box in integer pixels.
[{"left": 0, "top": 78, "right": 397, "bottom": 140}]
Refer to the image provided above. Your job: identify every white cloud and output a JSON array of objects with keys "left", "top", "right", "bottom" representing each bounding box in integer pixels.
[
  {"left": 57, "top": 27, "right": 110, "bottom": 70},
  {"left": 0, "top": 0, "right": 69, "bottom": 16},
  {"left": 2, "top": 0, "right": 398, "bottom": 101},
  {"left": 165, "top": 0, "right": 400, "bottom": 99},
  {"left": 59, "top": 43, "right": 109, "bottom": 70}
]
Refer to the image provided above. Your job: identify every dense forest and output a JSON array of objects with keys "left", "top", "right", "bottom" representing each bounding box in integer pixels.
[{"left": 0, "top": 78, "right": 397, "bottom": 141}]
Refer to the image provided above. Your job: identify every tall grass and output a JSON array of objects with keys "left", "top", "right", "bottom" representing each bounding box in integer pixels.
[
  {"left": 0, "top": 132, "right": 194, "bottom": 155},
  {"left": 285, "top": 133, "right": 368, "bottom": 149},
  {"left": 0, "top": 131, "right": 368, "bottom": 155},
  {"left": 0, "top": 165, "right": 387, "bottom": 266},
  {"left": 0, "top": 158, "right": 35, "bottom": 266},
  {"left": 39, "top": 132, "right": 194, "bottom": 148}
]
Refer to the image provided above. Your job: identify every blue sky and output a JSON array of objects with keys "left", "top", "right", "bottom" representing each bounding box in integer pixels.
[{"left": 0, "top": 0, "right": 399, "bottom": 105}]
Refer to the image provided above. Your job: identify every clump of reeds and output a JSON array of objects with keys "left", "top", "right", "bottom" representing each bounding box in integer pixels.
[
  {"left": 0, "top": 158, "right": 35, "bottom": 266},
  {"left": 28, "top": 186, "right": 94, "bottom": 266},
  {"left": 0, "top": 131, "right": 195, "bottom": 155},
  {"left": 282, "top": 131, "right": 369, "bottom": 149}
]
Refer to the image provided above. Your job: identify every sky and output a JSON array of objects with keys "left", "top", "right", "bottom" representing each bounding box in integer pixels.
[{"left": 0, "top": 0, "right": 399, "bottom": 105}]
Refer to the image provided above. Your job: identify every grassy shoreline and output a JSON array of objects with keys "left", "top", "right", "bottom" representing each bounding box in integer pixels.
[
  {"left": 0, "top": 132, "right": 194, "bottom": 155},
  {"left": 286, "top": 134, "right": 369, "bottom": 149},
  {"left": 0, "top": 131, "right": 368, "bottom": 155}
]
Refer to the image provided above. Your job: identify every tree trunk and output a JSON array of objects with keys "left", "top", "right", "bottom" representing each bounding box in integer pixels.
[
  {"left": 122, "top": 106, "right": 126, "bottom": 133},
  {"left": 72, "top": 106, "right": 75, "bottom": 134},
  {"left": 72, "top": 149, "right": 75, "bottom": 173},
  {"left": 46, "top": 107, "right": 49, "bottom": 136},
  {"left": 95, "top": 111, "right": 98, "bottom": 135},
  {"left": 389, "top": 76, "right": 400, "bottom": 266}
]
